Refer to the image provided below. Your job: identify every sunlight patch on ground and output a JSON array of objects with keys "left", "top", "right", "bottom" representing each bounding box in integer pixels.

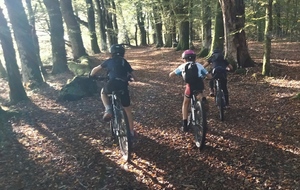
[
  {"left": 265, "top": 78, "right": 300, "bottom": 98},
  {"left": 265, "top": 78, "right": 300, "bottom": 89},
  {"left": 249, "top": 137, "right": 300, "bottom": 156}
]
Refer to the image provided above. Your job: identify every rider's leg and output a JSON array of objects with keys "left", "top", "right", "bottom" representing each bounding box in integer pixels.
[
  {"left": 181, "top": 96, "right": 190, "bottom": 131},
  {"left": 101, "top": 88, "right": 112, "bottom": 120}
]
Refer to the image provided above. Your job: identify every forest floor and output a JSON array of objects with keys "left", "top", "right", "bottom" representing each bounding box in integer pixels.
[{"left": 0, "top": 41, "right": 300, "bottom": 190}]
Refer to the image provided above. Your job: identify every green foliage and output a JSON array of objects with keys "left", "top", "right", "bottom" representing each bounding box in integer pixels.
[{"left": 67, "top": 55, "right": 95, "bottom": 76}]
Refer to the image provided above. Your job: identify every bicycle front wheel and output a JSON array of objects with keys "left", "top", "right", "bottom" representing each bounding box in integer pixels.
[
  {"left": 193, "top": 101, "right": 207, "bottom": 150},
  {"left": 116, "top": 108, "right": 132, "bottom": 161}
]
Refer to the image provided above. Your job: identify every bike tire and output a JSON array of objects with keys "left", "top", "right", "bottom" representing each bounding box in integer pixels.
[
  {"left": 193, "top": 101, "right": 207, "bottom": 150},
  {"left": 116, "top": 107, "right": 132, "bottom": 161},
  {"left": 216, "top": 89, "right": 225, "bottom": 121}
]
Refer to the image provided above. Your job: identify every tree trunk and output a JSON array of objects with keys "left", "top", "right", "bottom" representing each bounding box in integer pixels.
[
  {"left": 43, "top": 0, "right": 69, "bottom": 74},
  {"left": 136, "top": 2, "right": 147, "bottom": 46},
  {"left": 175, "top": 1, "right": 189, "bottom": 50},
  {"left": 153, "top": 5, "right": 163, "bottom": 47},
  {"left": 4, "top": 0, "right": 44, "bottom": 85},
  {"left": 262, "top": 0, "right": 273, "bottom": 76},
  {"left": 274, "top": 1, "right": 282, "bottom": 38},
  {"left": 60, "top": 0, "right": 87, "bottom": 59},
  {"left": 219, "top": 0, "right": 254, "bottom": 68},
  {"left": 177, "top": 21, "right": 189, "bottom": 51},
  {"left": 94, "top": 0, "right": 108, "bottom": 51},
  {"left": 106, "top": 0, "right": 118, "bottom": 46},
  {"left": 200, "top": 0, "right": 212, "bottom": 51},
  {"left": 25, "top": 0, "right": 47, "bottom": 76},
  {"left": 211, "top": 1, "right": 224, "bottom": 51},
  {"left": 0, "top": 8, "right": 28, "bottom": 103},
  {"left": 86, "top": 0, "right": 101, "bottom": 54}
]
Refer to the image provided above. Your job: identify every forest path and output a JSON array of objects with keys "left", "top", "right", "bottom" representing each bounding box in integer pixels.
[{"left": 0, "top": 42, "right": 299, "bottom": 189}]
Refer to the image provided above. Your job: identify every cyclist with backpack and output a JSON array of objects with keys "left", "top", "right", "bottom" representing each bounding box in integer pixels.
[
  {"left": 203, "top": 48, "right": 233, "bottom": 109},
  {"left": 89, "top": 44, "right": 137, "bottom": 137},
  {"left": 169, "top": 50, "right": 212, "bottom": 132}
]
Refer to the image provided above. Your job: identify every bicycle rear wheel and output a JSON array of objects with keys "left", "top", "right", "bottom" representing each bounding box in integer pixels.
[
  {"left": 193, "top": 101, "right": 207, "bottom": 150},
  {"left": 216, "top": 89, "right": 225, "bottom": 121},
  {"left": 116, "top": 108, "right": 132, "bottom": 161}
]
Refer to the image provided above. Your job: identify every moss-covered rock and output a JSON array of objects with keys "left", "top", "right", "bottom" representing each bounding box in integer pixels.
[{"left": 58, "top": 76, "right": 99, "bottom": 101}]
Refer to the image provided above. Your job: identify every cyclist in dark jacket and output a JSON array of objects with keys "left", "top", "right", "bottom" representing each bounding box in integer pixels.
[
  {"left": 203, "top": 49, "right": 233, "bottom": 108},
  {"left": 90, "top": 44, "right": 137, "bottom": 137}
]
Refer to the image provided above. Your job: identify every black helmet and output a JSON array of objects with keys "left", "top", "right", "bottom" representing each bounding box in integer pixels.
[{"left": 110, "top": 44, "right": 125, "bottom": 57}]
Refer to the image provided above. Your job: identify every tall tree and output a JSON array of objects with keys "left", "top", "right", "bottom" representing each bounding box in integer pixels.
[
  {"left": 86, "top": 0, "right": 101, "bottom": 53},
  {"left": 60, "top": 0, "right": 87, "bottom": 59},
  {"left": 262, "top": 0, "right": 273, "bottom": 76},
  {"left": 43, "top": 0, "right": 69, "bottom": 74},
  {"left": 152, "top": 4, "right": 164, "bottom": 47},
  {"left": 175, "top": 0, "right": 189, "bottom": 50},
  {"left": 219, "top": 0, "right": 255, "bottom": 68},
  {"left": 136, "top": 2, "right": 147, "bottom": 46},
  {"left": 210, "top": 1, "right": 224, "bottom": 52},
  {"left": 4, "top": 0, "right": 44, "bottom": 85},
  {"left": 106, "top": 0, "right": 118, "bottom": 46},
  {"left": 94, "top": 0, "right": 108, "bottom": 51},
  {"left": 0, "top": 8, "right": 28, "bottom": 103},
  {"left": 25, "top": 0, "right": 47, "bottom": 76},
  {"left": 200, "top": 0, "right": 212, "bottom": 55}
]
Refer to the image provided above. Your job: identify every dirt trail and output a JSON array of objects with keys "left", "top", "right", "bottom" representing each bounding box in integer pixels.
[{"left": 0, "top": 42, "right": 300, "bottom": 189}]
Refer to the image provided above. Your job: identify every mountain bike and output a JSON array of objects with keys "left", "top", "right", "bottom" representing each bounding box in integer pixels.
[
  {"left": 214, "top": 78, "right": 226, "bottom": 121},
  {"left": 94, "top": 76, "right": 132, "bottom": 161},
  {"left": 187, "top": 91, "right": 208, "bottom": 150}
]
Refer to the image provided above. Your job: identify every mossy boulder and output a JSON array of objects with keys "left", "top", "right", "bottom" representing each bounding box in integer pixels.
[{"left": 58, "top": 76, "right": 99, "bottom": 101}]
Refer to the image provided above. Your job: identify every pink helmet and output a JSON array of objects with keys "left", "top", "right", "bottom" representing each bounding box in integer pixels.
[{"left": 182, "top": 49, "right": 196, "bottom": 60}]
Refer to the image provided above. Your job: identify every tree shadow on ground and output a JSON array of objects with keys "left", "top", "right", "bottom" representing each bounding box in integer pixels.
[{"left": 0, "top": 100, "right": 148, "bottom": 189}]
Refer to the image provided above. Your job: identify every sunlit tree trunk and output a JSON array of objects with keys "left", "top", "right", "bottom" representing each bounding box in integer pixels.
[
  {"left": 60, "top": 0, "right": 87, "bottom": 59},
  {"left": 86, "top": 0, "right": 101, "bottom": 54},
  {"left": 4, "top": 0, "right": 44, "bottom": 85},
  {"left": 262, "top": 0, "right": 273, "bottom": 76},
  {"left": 43, "top": 0, "right": 69, "bottom": 74},
  {"left": 219, "top": 0, "right": 254, "bottom": 68},
  {"left": 0, "top": 8, "right": 28, "bottom": 103}
]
